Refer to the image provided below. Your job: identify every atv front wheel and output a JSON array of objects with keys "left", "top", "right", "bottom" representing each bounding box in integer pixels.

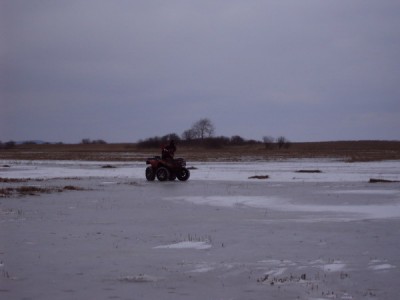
[
  {"left": 177, "top": 168, "right": 190, "bottom": 181},
  {"left": 145, "top": 167, "right": 155, "bottom": 181},
  {"left": 156, "top": 167, "right": 170, "bottom": 181}
]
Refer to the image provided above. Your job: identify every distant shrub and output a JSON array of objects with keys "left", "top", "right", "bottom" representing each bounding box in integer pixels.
[
  {"left": 263, "top": 136, "right": 275, "bottom": 149},
  {"left": 81, "top": 139, "right": 107, "bottom": 145},
  {"left": 277, "top": 136, "right": 291, "bottom": 149},
  {"left": 230, "top": 135, "right": 245, "bottom": 145},
  {"left": 4, "top": 141, "right": 16, "bottom": 149},
  {"left": 204, "top": 136, "right": 230, "bottom": 148},
  {"left": 137, "top": 133, "right": 181, "bottom": 148},
  {"left": 22, "top": 141, "right": 38, "bottom": 145},
  {"left": 137, "top": 136, "right": 162, "bottom": 148},
  {"left": 247, "top": 139, "right": 261, "bottom": 145},
  {"left": 92, "top": 139, "right": 107, "bottom": 144}
]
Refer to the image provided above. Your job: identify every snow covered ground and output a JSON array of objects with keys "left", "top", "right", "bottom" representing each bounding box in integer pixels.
[{"left": 1, "top": 159, "right": 400, "bottom": 299}]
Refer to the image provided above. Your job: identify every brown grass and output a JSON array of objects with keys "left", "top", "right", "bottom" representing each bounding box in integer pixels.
[
  {"left": 1, "top": 141, "right": 400, "bottom": 162},
  {"left": 0, "top": 185, "right": 84, "bottom": 197},
  {"left": 0, "top": 186, "right": 53, "bottom": 197},
  {"left": 0, "top": 178, "right": 30, "bottom": 183},
  {"left": 63, "top": 185, "right": 84, "bottom": 191}
]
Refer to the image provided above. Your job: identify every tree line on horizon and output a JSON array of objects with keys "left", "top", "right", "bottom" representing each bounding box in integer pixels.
[
  {"left": 136, "top": 118, "right": 291, "bottom": 149},
  {"left": 0, "top": 118, "right": 290, "bottom": 149}
]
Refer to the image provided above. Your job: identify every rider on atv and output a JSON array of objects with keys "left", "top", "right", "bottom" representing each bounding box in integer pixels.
[{"left": 161, "top": 140, "right": 176, "bottom": 160}]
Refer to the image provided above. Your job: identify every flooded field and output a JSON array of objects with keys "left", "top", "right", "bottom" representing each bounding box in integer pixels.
[{"left": 1, "top": 159, "right": 400, "bottom": 299}]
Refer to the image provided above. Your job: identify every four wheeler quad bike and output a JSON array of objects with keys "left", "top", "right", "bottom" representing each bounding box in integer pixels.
[{"left": 145, "top": 156, "right": 190, "bottom": 181}]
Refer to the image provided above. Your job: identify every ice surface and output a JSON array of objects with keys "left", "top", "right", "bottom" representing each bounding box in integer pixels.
[
  {"left": 0, "top": 160, "right": 143, "bottom": 179},
  {"left": 1, "top": 159, "right": 400, "bottom": 182},
  {"left": 2, "top": 159, "right": 399, "bottom": 221},
  {"left": 191, "top": 160, "right": 400, "bottom": 182}
]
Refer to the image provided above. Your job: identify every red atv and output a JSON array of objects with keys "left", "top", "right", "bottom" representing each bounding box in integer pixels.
[{"left": 145, "top": 156, "right": 190, "bottom": 181}]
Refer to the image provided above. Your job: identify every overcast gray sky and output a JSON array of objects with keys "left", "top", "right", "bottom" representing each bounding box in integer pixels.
[{"left": 1, "top": 1, "right": 400, "bottom": 143}]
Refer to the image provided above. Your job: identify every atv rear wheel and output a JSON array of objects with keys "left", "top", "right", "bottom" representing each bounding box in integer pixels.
[
  {"left": 145, "top": 166, "right": 155, "bottom": 181},
  {"left": 177, "top": 168, "right": 190, "bottom": 181},
  {"left": 156, "top": 167, "right": 170, "bottom": 181}
]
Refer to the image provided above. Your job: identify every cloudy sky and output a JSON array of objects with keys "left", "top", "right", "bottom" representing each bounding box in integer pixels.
[{"left": 1, "top": 1, "right": 400, "bottom": 143}]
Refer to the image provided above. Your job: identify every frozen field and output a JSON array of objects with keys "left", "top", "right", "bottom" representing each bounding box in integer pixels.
[
  {"left": 2, "top": 159, "right": 400, "bottom": 182},
  {"left": 1, "top": 159, "right": 400, "bottom": 299}
]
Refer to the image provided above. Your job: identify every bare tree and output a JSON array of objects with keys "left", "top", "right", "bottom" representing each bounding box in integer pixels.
[{"left": 191, "top": 118, "right": 215, "bottom": 140}]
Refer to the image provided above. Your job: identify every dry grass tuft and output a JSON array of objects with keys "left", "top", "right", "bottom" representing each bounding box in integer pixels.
[
  {"left": 369, "top": 178, "right": 400, "bottom": 183},
  {"left": 0, "top": 178, "right": 29, "bottom": 183},
  {"left": 248, "top": 175, "right": 269, "bottom": 179},
  {"left": 0, "top": 185, "right": 85, "bottom": 197},
  {"left": 15, "top": 186, "right": 52, "bottom": 195},
  {"left": 295, "top": 170, "right": 322, "bottom": 173},
  {"left": 63, "top": 185, "right": 84, "bottom": 191}
]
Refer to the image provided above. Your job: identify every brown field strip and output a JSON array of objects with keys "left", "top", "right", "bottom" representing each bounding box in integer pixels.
[{"left": 1, "top": 141, "right": 400, "bottom": 162}]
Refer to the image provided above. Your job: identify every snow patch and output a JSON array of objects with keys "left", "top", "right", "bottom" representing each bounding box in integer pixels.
[
  {"left": 321, "top": 262, "right": 346, "bottom": 272},
  {"left": 309, "top": 259, "right": 347, "bottom": 272},
  {"left": 119, "top": 274, "right": 159, "bottom": 283},
  {"left": 167, "top": 195, "right": 283, "bottom": 208},
  {"left": 153, "top": 241, "right": 211, "bottom": 250},
  {"left": 265, "top": 267, "right": 287, "bottom": 276},
  {"left": 368, "top": 264, "right": 396, "bottom": 271},
  {"left": 168, "top": 195, "right": 400, "bottom": 220},
  {"left": 329, "top": 189, "right": 400, "bottom": 195},
  {"left": 259, "top": 259, "right": 296, "bottom": 267},
  {"left": 189, "top": 264, "right": 215, "bottom": 273},
  {"left": 368, "top": 260, "right": 396, "bottom": 271}
]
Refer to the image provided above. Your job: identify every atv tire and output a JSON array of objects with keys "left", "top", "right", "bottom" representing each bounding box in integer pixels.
[
  {"left": 156, "top": 167, "right": 170, "bottom": 181},
  {"left": 145, "top": 167, "right": 155, "bottom": 181},
  {"left": 177, "top": 168, "right": 190, "bottom": 181}
]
